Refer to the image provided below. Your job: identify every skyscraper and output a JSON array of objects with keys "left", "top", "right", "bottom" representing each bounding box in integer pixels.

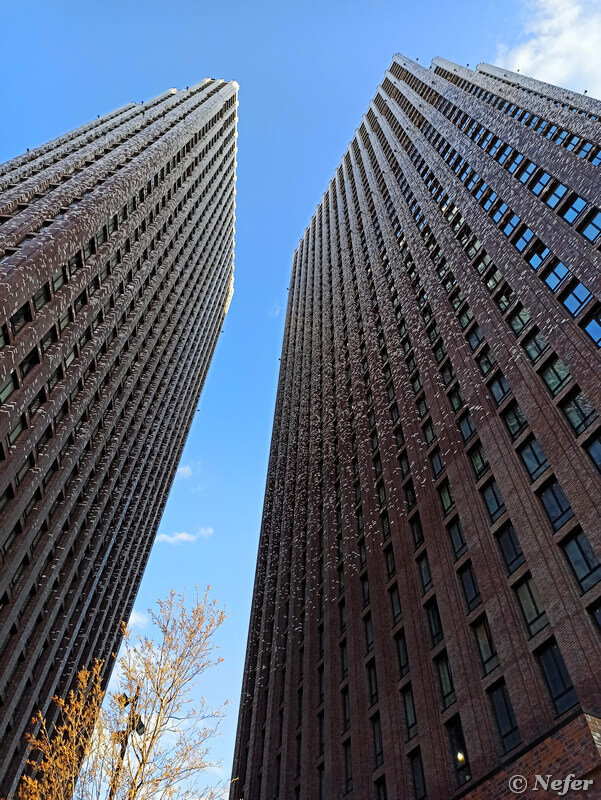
[
  {"left": 0, "top": 79, "right": 238, "bottom": 795},
  {"left": 232, "top": 55, "right": 601, "bottom": 799}
]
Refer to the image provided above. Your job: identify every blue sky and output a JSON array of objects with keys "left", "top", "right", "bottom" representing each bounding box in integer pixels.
[{"left": 2, "top": 0, "right": 598, "bottom": 789}]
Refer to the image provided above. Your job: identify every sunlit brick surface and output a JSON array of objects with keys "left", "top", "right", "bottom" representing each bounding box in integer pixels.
[{"left": 0, "top": 79, "right": 237, "bottom": 795}]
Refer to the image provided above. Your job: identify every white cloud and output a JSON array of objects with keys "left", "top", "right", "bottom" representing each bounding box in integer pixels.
[
  {"left": 128, "top": 610, "right": 148, "bottom": 629},
  {"left": 267, "top": 302, "right": 281, "bottom": 317},
  {"left": 176, "top": 464, "right": 193, "bottom": 479},
  {"left": 156, "top": 526, "right": 214, "bottom": 545},
  {"left": 496, "top": 0, "right": 601, "bottom": 98},
  {"left": 156, "top": 530, "right": 198, "bottom": 545}
]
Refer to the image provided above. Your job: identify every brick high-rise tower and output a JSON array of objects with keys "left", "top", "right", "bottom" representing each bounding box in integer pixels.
[
  {"left": 231, "top": 55, "right": 601, "bottom": 800},
  {"left": 0, "top": 79, "right": 238, "bottom": 794}
]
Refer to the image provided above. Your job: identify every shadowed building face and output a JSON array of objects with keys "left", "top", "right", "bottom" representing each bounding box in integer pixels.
[{"left": 231, "top": 54, "right": 601, "bottom": 800}]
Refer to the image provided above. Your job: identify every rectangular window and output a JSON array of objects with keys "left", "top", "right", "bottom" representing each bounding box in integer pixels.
[
  {"left": 417, "top": 553, "right": 433, "bottom": 593},
  {"left": 446, "top": 716, "right": 471, "bottom": 785},
  {"left": 20, "top": 347, "right": 40, "bottom": 379},
  {"left": 447, "top": 517, "right": 467, "bottom": 558},
  {"left": 469, "top": 441, "right": 489, "bottom": 479},
  {"left": 0, "top": 372, "right": 17, "bottom": 405},
  {"left": 343, "top": 740, "right": 352, "bottom": 793},
  {"left": 560, "top": 390, "right": 597, "bottom": 434},
  {"left": 365, "top": 614, "right": 375, "bottom": 651},
  {"left": 342, "top": 687, "right": 350, "bottom": 730},
  {"left": 426, "top": 598, "right": 443, "bottom": 645},
  {"left": 541, "top": 357, "right": 571, "bottom": 395},
  {"left": 586, "top": 435, "right": 601, "bottom": 473},
  {"left": 562, "top": 529, "right": 601, "bottom": 592},
  {"left": 515, "top": 575, "right": 547, "bottom": 635},
  {"left": 537, "top": 641, "right": 577, "bottom": 714},
  {"left": 372, "top": 714, "right": 384, "bottom": 766},
  {"left": 562, "top": 281, "right": 592, "bottom": 316},
  {"left": 389, "top": 584, "right": 402, "bottom": 623},
  {"left": 489, "top": 682, "right": 521, "bottom": 752},
  {"left": 395, "top": 630, "right": 409, "bottom": 676},
  {"left": 538, "top": 480, "right": 574, "bottom": 530},
  {"left": 459, "top": 562, "right": 481, "bottom": 611},
  {"left": 481, "top": 480, "right": 505, "bottom": 522},
  {"left": 367, "top": 660, "right": 378, "bottom": 705},
  {"left": 497, "top": 523, "right": 525, "bottom": 573},
  {"left": 436, "top": 652, "right": 456, "bottom": 707},
  {"left": 438, "top": 480, "right": 454, "bottom": 515},
  {"left": 409, "top": 749, "right": 427, "bottom": 800},
  {"left": 403, "top": 686, "right": 418, "bottom": 739},
  {"left": 518, "top": 438, "right": 548, "bottom": 481},
  {"left": 473, "top": 616, "right": 499, "bottom": 674}
]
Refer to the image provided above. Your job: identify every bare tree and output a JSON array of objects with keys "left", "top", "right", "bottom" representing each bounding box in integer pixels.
[{"left": 14, "top": 588, "right": 227, "bottom": 800}]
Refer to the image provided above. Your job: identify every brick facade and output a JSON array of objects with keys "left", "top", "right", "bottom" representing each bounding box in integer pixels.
[
  {"left": 0, "top": 79, "right": 238, "bottom": 796},
  {"left": 231, "top": 55, "right": 601, "bottom": 799}
]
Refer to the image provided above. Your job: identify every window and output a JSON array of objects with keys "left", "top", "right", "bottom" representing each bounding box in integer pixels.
[
  {"left": 469, "top": 441, "right": 489, "bottom": 479},
  {"left": 394, "top": 426, "right": 404, "bottom": 448},
  {"left": 360, "top": 574, "right": 370, "bottom": 608},
  {"left": 518, "top": 438, "right": 548, "bottom": 481},
  {"left": 11, "top": 303, "right": 31, "bottom": 336},
  {"left": 473, "top": 616, "right": 499, "bottom": 674},
  {"left": 589, "top": 600, "right": 601, "bottom": 632},
  {"left": 390, "top": 584, "right": 402, "bottom": 623},
  {"left": 405, "top": 480, "right": 417, "bottom": 509},
  {"left": 7, "top": 415, "right": 26, "bottom": 447},
  {"left": 467, "top": 325, "right": 484, "bottom": 350},
  {"left": 477, "top": 346, "right": 496, "bottom": 375},
  {"left": 375, "top": 776, "right": 388, "bottom": 800},
  {"left": 522, "top": 330, "right": 548, "bottom": 362},
  {"left": 384, "top": 546, "right": 396, "bottom": 579},
  {"left": 447, "top": 517, "right": 467, "bottom": 558},
  {"left": 395, "top": 630, "right": 409, "bottom": 676},
  {"left": 541, "top": 357, "right": 571, "bottom": 395},
  {"left": 409, "top": 749, "right": 427, "bottom": 800},
  {"left": 545, "top": 182, "right": 567, "bottom": 209},
  {"left": 481, "top": 480, "right": 505, "bottom": 522},
  {"left": 342, "top": 687, "right": 350, "bottom": 730},
  {"left": 584, "top": 307, "right": 601, "bottom": 346},
  {"left": 586, "top": 435, "right": 601, "bottom": 473},
  {"left": 562, "top": 194, "right": 586, "bottom": 224},
  {"left": 403, "top": 686, "right": 418, "bottom": 739},
  {"left": 438, "top": 480, "right": 454, "bottom": 515},
  {"left": 417, "top": 553, "right": 433, "bottom": 593},
  {"left": 508, "top": 305, "right": 531, "bottom": 334},
  {"left": 446, "top": 716, "right": 471, "bottom": 785},
  {"left": 381, "top": 511, "right": 390, "bottom": 540},
  {"left": 537, "top": 641, "right": 578, "bottom": 714},
  {"left": 502, "top": 402, "right": 527, "bottom": 440},
  {"left": 436, "top": 652, "right": 456, "bottom": 707},
  {"left": 365, "top": 614, "right": 375, "bottom": 651},
  {"left": 367, "top": 660, "right": 378, "bottom": 705},
  {"left": 489, "top": 682, "right": 521, "bottom": 752},
  {"left": 458, "top": 413, "right": 476, "bottom": 441},
  {"left": 33, "top": 283, "right": 51, "bottom": 311},
  {"left": 515, "top": 575, "right": 547, "bottom": 635},
  {"left": 343, "top": 740, "right": 353, "bottom": 793},
  {"left": 372, "top": 714, "right": 384, "bottom": 766},
  {"left": 562, "top": 281, "right": 591, "bottom": 316},
  {"left": 488, "top": 373, "right": 510, "bottom": 405},
  {"left": 459, "top": 562, "right": 481, "bottom": 611},
  {"left": 538, "top": 480, "right": 574, "bottom": 530},
  {"left": 448, "top": 385, "right": 464, "bottom": 412},
  {"left": 544, "top": 260, "right": 570, "bottom": 292},
  {"left": 497, "top": 523, "right": 525, "bottom": 573},
  {"left": 581, "top": 210, "right": 601, "bottom": 242},
  {"left": 340, "top": 639, "right": 348, "bottom": 676},
  {"left": 426, "top": 598, "right": 443, "bottom": 645},
  {"left": 562, "top": 529, "right": 601, "bottom": 592},
  {"left": 560, "top": 390, "right": 597, "bottom": 434},
  {"left": 0, "top": 372, "right": 17, "bottom": 405}
]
